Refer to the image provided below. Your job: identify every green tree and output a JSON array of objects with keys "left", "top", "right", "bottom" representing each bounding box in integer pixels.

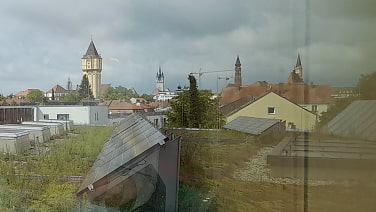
[
  {"left": 26, "top": 90, "right": 44, "bottom": 103},
  {"left": 358, "top": 72, "right": 376, "bottom": 100},
  {"left": 78, "top": 75, "right": 94, "bottom": 100},
  {"left": 59, "top": 92, "right": 81, "bottom": 103},
  {"left": 51, "top": 89, "right": 55, "bottom": 101},
  {"left": 103, "top": 86, "right": 139, "bottom": 101},
  {"left": 166, "top": 75, "right": 224, "bottom": 128},
  {"left": 139, "top": 93, "right": 154, "bottom": 102},
  {"left": 188, "top": 75, "right": 201, "bottom": 128}
]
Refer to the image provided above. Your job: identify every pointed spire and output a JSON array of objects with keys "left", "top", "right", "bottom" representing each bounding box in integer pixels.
[
  {"left": 295, "top": 53, "right": 302, "bottom": 68},
  {"left": 235, "top": 55, "right": 241, "bottom": 67},
  {"left": 157, "top": 65, "right": 164, "bottom": 80},
  {"left": 83, "top": 40, "right": 100, "bottom": 58}
]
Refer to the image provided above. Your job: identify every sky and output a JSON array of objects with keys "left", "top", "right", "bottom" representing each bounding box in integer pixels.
[{"left": 0, "top": 0, "right": 375, "bottom": 96}]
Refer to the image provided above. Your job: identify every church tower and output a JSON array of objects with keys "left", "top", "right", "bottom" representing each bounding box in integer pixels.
[
  {"left": 156, "top": 65, "right": 164, "bottom": 92},
  {"left": 82, "top": 39, "right": 102, "bottom": 99},
  {"left": 234, "top": 55, "right": 242, "bottom": 86},
  {"left": 293, "top": 54, "right": 303, "bottom": 81}
]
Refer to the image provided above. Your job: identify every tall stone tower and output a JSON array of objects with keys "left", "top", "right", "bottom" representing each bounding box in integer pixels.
[
  {"left": 293, "top": 54, "right": 303, "bottom": 81},
  {"left": 234, "top": 55, "right": 242, "bottom": 86},
  {"left": 82, "top": 40, "right": 102, "bottom": 99},
  {"left": 156, "top": 65, "right": 164, "bottom": 92}
]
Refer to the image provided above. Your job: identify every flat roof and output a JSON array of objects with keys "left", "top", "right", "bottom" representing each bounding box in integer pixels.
[{"left": 0, "top": 124, "right": 49, "bottom": 130}]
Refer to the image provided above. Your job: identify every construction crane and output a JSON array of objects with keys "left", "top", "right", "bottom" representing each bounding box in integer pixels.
[
  {"left": 217, "top": 76, "right": 234, "bottom": 93},
  {"left": 189, "top": 69, "right": 234, "bottom": 89}
]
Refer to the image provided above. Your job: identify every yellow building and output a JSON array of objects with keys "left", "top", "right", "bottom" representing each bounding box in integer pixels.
[
  {"left": 82, "top": 40, "right": 102, "bottom": 99},
  {"left": 223, "top": 92, "right": 317, "bottom": 131}
]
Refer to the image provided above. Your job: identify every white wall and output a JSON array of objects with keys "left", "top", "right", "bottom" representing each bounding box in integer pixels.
[{"left": 37, "top": 106, "right": 109, "bottom": 126}]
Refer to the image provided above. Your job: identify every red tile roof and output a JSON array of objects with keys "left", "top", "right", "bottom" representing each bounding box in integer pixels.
[
  {"left": 99, "top": 100, "right": 152, "bottom": 111},
  {"left": 221, "top": 81, "right": 333, "bottom": 105},
  {"left": 14, "top": 89, "right": 43, "bottom": 98},
  {"left": 46, "top": 84, "right": 69, "bottom": 94}
]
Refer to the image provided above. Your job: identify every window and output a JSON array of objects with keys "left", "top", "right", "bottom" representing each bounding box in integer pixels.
[
  {"left": 57, "top": 114, "right": 69, "bottom": 120},
  {"left": 43, "top": 114, "right": 49, "bottom": 119},
  {"left": 154, "top": 118, "right": 159, "bottom": 126},
  {"left": 312, "top": 105, "right": 318, "bottom": 112},
  {"left": 267, "top": 107, "right": 275, "bottom": 115}
]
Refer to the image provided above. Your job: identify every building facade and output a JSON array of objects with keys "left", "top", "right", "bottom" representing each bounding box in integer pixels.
[
  {"left": 82, "top": 40, "right": 102, "bottom": 99},
  {"left": 223, "top": 92, "right": 317, "bottom": 131}
]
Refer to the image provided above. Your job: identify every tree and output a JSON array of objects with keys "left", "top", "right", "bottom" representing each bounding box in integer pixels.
[
  {"left": 139, "top": 94, "right": 154, "bottom": 102},
  {"left": 26, "top": 90, "right": 44, "bottom": 103},
  {"left": 358, "top": 72, "right": 376, "bottom": 100},
  {"left": 166, "top": 75, "right": 224, "bottom": 128},
  {"left": 59, "top": 92, "right": 81, "bottom": 103},
  {"left": 103, "top": 85, "right": 139, "bottom": 101},
  {"left": 78, "top": 75, "right": 94, "bottom": 100},
  {"left": 51, "top": 89, "right": 55, "bottom": 101}
]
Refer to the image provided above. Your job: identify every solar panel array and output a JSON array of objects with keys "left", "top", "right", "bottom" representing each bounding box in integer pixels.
[
  {"left": 78, "top": 113, "right": 166, "bottom": 194},
  {"left": 224, "top": 116, "right": 282, "bottom": 135},
  {"left": 326, "top": 100, "right": 376, "bottom": 141}
]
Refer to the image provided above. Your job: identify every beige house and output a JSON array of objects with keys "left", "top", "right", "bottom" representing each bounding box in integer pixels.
[{"left": 222, "top": 92, "right": 317, "bottom": 131}]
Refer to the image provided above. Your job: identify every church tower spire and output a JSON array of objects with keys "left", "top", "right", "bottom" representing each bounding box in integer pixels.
[
  {"left": 82, "top": 39, "right": 102, "bottom": 99},
  {"left": 234, "top": 55, "right": 242, "bottom": 86},
  {"left": 156, "top": 65, "right": 164, "bottom": 92},
  {"left": 294, "top": 53, "right": 303, "bottom": 81}
]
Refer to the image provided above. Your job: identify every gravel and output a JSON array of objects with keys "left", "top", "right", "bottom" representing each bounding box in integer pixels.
[{"left": 234, "top": 147, "right": 334, "bottom": 186}]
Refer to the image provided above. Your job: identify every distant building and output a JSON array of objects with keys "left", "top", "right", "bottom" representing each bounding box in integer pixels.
[
  {"left": 331, "top": 87, "right": 359, "bottom": 99},
  {"left": 221, "top": 54, "right": 334, "bottom": 115},
  {"left": 45, "top": 84, "right": 69, "bottom": 101},
  {"left": 153, "top": 91, "right": 178, "bottom": 102},
  {"left": 151, "top": 66, "right": 180, "bottom": 102},
  {"left": 36, "top": 105, "right": 109, "bottom": 126},
  {"left": 82, "top": 39, "right": 102, "bottom": 99},
  {"left": 221, "top": 92, "right": 317, "bottom": 131},
  {"left": 99, "top": 100, "right": 153, "bottom": 117},
  {"left": 234, "top": 55, "right": 242, "bottom": 86},
  {"left": 130, "top": 97, "right": 147, "bottom": 104},
  {"left": 14, "top": 89, "right": 42, "bottom": 100},
  {"left": 156, "top": 65, "right": 164, "bottom": 92}
]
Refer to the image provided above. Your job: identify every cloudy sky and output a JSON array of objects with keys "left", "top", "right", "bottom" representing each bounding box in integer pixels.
[{"left": 0, "top": 0, "right": 375, "bottom": 95}]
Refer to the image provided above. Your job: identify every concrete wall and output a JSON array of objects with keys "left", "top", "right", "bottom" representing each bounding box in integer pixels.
[
  {"left": 227, "top": 92, "right": 317, "bottom": 131},
  {"left": 0, "top": 125, "right": 51, "bottom": 143},
  {"left": 37, "top": 106, "right": 109, "bottom": 126},
  {"left": 0, "top": 134, "right": 30, "bottom": 154},
  {"left": 145, "top": 113, "right": 167, "bottom": 129},
  {"left": 258, "top": 120, "right": 286, "bottom": 142}
]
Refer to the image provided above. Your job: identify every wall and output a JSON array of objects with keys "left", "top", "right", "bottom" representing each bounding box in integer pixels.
[
  {"left": 0, "top": 134, "right": 30, "bottom": 154},
  {"left": 227, "top": 92, "right": 317, "bottom": 131},
  {"left": 37, "top": 106, "right": 109, "bottom": 126},
  {"left": 299, "top": 103, "right": 329, "bottom": 116},
  {"left": 0, "top": 107, "right": 34, "bottom": 124},
  {"left": 145, "top": 113, "right": 167, "bottom": 129}
]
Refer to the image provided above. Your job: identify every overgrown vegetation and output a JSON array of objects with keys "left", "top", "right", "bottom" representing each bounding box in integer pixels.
[
  {"left": 103, "top": 85, "right": 139, "bottom": 101},
  {"left": 176, "top": 129, "right": 258, "bottom": 211},
  {"left": 0, "top": 126, "right": 113, "bottom": 211},
  {"left": 166, "top": 75, "right": 224, "bottom": 129}
]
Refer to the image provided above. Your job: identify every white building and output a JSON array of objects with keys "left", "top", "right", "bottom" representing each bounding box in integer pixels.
[{"left": 36, "top": 106, "right": 109, "bottom": 126}]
